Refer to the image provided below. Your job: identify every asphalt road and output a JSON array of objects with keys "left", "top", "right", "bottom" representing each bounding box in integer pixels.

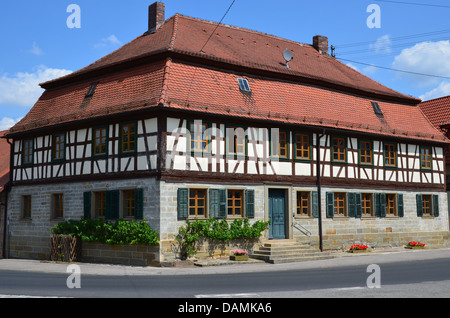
[{"left": 1, "top": 257, "right": 450, "bottom": 299}]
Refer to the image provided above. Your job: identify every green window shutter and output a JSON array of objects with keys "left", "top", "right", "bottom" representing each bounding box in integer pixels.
[
  {"left": 355, "top": 193, "right": 362, "bottom": 218},
  {"left": 348, "top": 193, "right": 356, "bottom": 218},
  {"left": 374, "top": 193, "right": 386, "bottom": 217},
  {"left": 312, "top": 191, "right": 319, "bottom": 218},
  {"left": 177, "top": 188, "right": 189, "bottom": 220},
  {"left": 374, "top": 193, "right": 380, "bottom": 217},
  {"left": 219, "top": 189, "right": 227, "bottom": 219},
  {"left": 416, "top": 194, "right": 423, "bottom": 217},
  {"left": 209, "top": 189, "right": 226, "bottom": 219},
  {"left": 326, "top": 192, "right": 334, "bottom": 218},
  {"left": 433, "top": 194, "right": 439, "bottom": 217},
  {"left": 134, "top": 188, "right": 144, "bottom": 220},
  {"left": 397, "top": 194, "right": 404, "bottom": 217},
  {"left": 83, "top": 191, "right": 91, "bottom": 220},
  {"left": 380, "top": 193, "right": 386, "bottom": 217},
  {"left": 105, "top": 190, "right": 120, "bottom": 220},
  {"left": 245, "top": 189, "right": 255, "bottom": 218}
]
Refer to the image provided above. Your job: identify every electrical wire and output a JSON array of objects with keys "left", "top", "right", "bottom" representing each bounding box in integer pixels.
[
  {"left": 336, "top": 57, "right": 450, "bottom": 80},
  {"left": 375, "top": 0, "right": 450, "bottom": 9},
  {"left": 200, "top": 0, "right": 237, "bottom": 53}
]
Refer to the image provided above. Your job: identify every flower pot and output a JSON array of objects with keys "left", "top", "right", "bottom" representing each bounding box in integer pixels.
[
  {"left": 348, "top": 249, "right": 370, "bottom": 253},
  {"left": 230, "top": 255, "right": 249, "bottom": 261}
]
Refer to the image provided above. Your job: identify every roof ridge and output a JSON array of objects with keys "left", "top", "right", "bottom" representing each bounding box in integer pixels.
[
  {"left": 168, "top": 13, "right": 180, "bottom": 50},
  {"left": 175, "top": 13, "right": 310, "bottom": 48},
  {"left": 421, "top": 94, "right": 450, "bottom": 103}
]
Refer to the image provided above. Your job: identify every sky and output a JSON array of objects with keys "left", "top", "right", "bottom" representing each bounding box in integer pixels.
[{"left": 1, "top": 0, "right": 450, "bottom": 131}]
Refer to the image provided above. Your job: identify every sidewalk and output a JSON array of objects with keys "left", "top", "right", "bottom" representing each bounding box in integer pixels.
[{"left": 1, "top": 247, "right": 450, "bottom": 276}]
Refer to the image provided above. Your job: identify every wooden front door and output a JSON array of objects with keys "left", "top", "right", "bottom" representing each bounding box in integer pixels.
[{"left": 269, "top": 189, "right": 287, "bottom": 239}]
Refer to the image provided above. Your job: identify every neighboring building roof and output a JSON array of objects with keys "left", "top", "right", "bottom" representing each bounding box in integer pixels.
[
  {"left": 419, "top": 95, "right": 450, "bottom": 164},
  {"left": 0, "top": 130, "right": 10, "bottom": 192},
  {"left": 419, "top": 95, "right": 450, "bottom": 132},
  {"left": 6, "top": 12, "right": 447, "bottom": 144}
]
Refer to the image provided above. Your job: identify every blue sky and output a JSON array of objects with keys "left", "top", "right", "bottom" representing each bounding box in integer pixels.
[{"left": 1, "top": 0, "right": 450, "bottom": 130}]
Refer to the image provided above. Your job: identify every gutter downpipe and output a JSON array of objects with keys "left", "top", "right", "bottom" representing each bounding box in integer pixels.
[
  {"left": 3, "top": 137, "right": 13, "bottom": 259},
  {"left": 317, "top": 130, "right": 325, "bottom": 252}
]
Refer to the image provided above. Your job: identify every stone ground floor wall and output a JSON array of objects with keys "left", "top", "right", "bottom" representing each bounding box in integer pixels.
[{"left": 5, "top": 179, "right": 450, "bottom": 263}]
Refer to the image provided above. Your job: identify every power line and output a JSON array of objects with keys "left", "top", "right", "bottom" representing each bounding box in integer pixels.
[
  {"left": 375, "top": 0, "right": 450, "bottom": 8},
  {"left": 336, "top": 57, "right": 450, "bottom": 80},
  {"left": 200, "top": 0, "right": 237, "bottom": 53}
]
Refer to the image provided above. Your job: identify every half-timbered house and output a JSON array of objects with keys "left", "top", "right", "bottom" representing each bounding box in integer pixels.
[{"left": 3, "top": 2, "right": 449, "bottom": 262}]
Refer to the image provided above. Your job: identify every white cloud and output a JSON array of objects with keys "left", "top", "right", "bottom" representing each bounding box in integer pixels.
[
  {"left": 0, "top": 117, "right": 22, "bottom": 131},
  {"left": 370, "top": 34, "right": 392, "bottom": 54},
  {"left": 392, "top": 40, "right": 450, "bottom": 86},
  {"left": 29, "top": 42, "right": 43, "bottom": 56},
  {"left": 0, "top": 65, "right": 72, "bottom": 108},
  {"left": 419, "top": 81, "right": 450, "bottom": 101},
  {"left": 94, "top": 35, "right": 122, "bottom": 49}
]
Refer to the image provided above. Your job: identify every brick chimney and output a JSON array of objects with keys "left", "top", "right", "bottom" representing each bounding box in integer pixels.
[
  {"left": 313, "top": 35, "right": 329, "bottom": 55},
  {"left": 148, "top": 2, "right": 165, "bottom": 33}
]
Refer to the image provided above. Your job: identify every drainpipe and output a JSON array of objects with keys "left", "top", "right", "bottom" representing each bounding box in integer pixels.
[
  {"left": 316, "top": 130, "right": 325, "bottom": 252},
  {"left": 3, "top": 137, "right": 13, "bottom": 259}
]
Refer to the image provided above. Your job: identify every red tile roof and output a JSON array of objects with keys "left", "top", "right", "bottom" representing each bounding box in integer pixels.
[
  {"left": 6, "top": 13, "right": 446, "bottom": 144},
  {"left": 0, "top": 130, "right": 10, "bottom": 191},
  {"left": 419, "top": 96, "right": 450, "bottom": 163}
]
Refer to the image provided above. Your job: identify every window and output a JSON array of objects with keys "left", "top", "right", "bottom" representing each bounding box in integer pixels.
[
  {"left": 94, "top": 191, "right": 106, "bottom": 218},
  {"left": 359, "top": 140, "right": 373, "bottom": 165},
  {"left": 422, "top": 195, "right": 432, "bottom": 216},
  {"left": 361, "top": 193, "right": 373, "bottom": 216},
  {"left": 227, "top": 126, "right": 246, "bottom": 156},
  {"left": 22, "top": 139, "right": 33, "bottom": 165},
  {"left": 22, "top": 195, "right": 31, "bottom": 219},
  {"left": 296, "top": 192, "right": 310, "bottom": 216},
  {"left": 123, "top": 190, "right": 135, "bottom": 218},
  {"left": 295, "top": 133, "right": 311, "bottom": 161},
  {"left": 93, "top": 127, "right": 108, "bottom": 156},
  {"left": 334, "top": 193, "right": 346, "bottom": 216},
  {"left": 371, "top": 102, "right": 383, "bottom": 116},
  {"left": 384, "top": 143, "right": 397, "bottom": 167},
  {"left": 420, "top": 146, "right": 432, "bottom": 170},
  {"left": 85, "top": 82, "right": 98, "bottom": 98},
  {"left": 52, "top": 133, "right": 65, "bottom": 161},
  {"left": 332, "top": 137, "right": 346, "bottom": 163},
  {"left": 386, "top": 193, "right": 397, "bottom": 216},
  {"left": 189, "top": 121, "right": 209, "bottom": 153},
  {"left": 53, "top": 194, "right": 64, "bottom": 219},
  {"left": 417, "top": 194, "right": 439, "bottom": 217},
  {"left": 189, "top": 189, "right": 206, "bottom": 217},
  {"left": 120, "top": 123, "right": 136, "bottom": 154},
  {"left": 271, "top": 129, "right": 289, "bottom": 159},
  {"left": 227, "top": 190, "right": 243, "bottom": 217},
  {"left": 237, "top": 78, "right": 251, "bottom": 92}
]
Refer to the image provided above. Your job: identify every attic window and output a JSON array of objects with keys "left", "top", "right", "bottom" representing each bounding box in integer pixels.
[
  {"left": 85, "top": 82, "right": 99, "bottom": 98},
  {"left": 237, "top": 78, "right": 251, "bottom": 92},
  {"left": 371, "top": 102, "right": 383, "bottom": 117}
]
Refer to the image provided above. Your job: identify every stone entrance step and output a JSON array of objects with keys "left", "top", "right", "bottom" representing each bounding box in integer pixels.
[{"left": 250, "top": 240, "right": 335, "bottom": 264}]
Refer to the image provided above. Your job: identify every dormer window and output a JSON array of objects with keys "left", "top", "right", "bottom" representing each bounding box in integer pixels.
[{"left": 237, "top": 78, "right": 251, "bottom": 92}]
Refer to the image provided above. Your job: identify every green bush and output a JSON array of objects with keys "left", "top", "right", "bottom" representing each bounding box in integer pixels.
[
  {"left": 51, "top": 219, "right": 159, "bottom": 246},
  {"left": 176, "top": 218, "right": 270, "bottom": 259}
]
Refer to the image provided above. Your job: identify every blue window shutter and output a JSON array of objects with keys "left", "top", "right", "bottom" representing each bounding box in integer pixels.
[
  {"left": 355, "top": 193, "right": 362, "bottom": 218},
  {"left": 379, "top": 193, "right": 386, "bottom": 217},
  {"left": 177, "top": 188, "right": 189, "bottom": 220},
  {"left": 219, "top": 189, "right": 227, "bottom": 219},
  {"left": 433, "top": 195, "right": 439, "bottom": 217},
  {"left": 134, "top": 188, "right": 144, "bottom": 220},
  {"left": 209, "top": 189, "right": 220, "bottom": 218},
  {"left": 245, "top": 189, "right": 255, "bottom": 218},
  {"left": 83, "top": 192, "right": 91, "bottom": 220}
]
